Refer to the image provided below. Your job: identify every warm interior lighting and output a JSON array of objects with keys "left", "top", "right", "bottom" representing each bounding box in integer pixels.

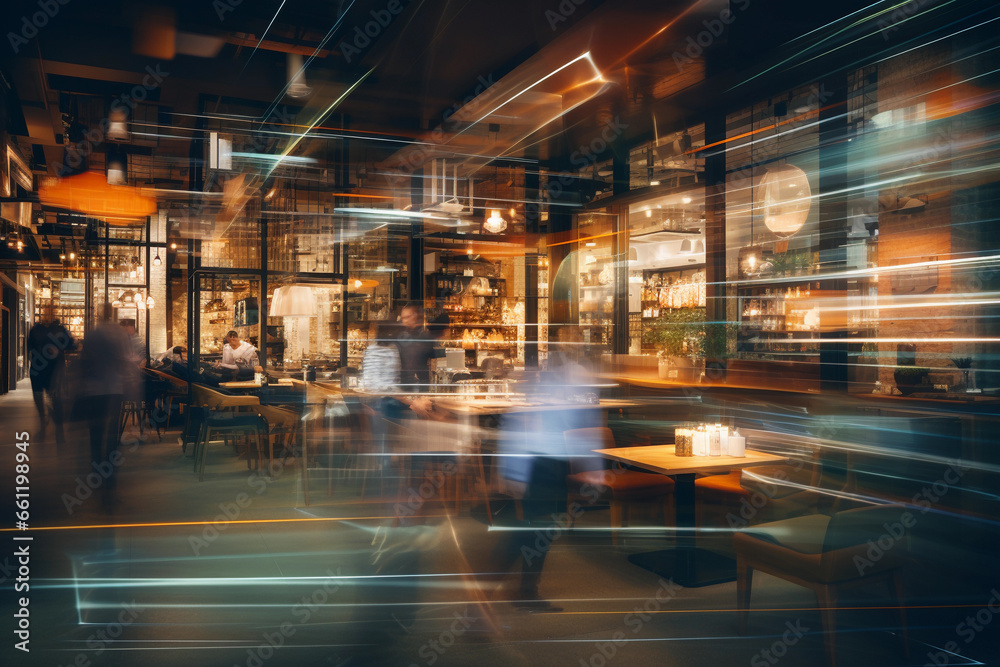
[
  {"left": 146, "top": 295, "right": 155, "bottom": 309},
  {"left": 106, "top": 151, "right": 127, "bottom": 186},
  {"left": 153, "top": 253, "right": 161, "bottom": 266},
  {"left": 645, "top": 209, "right": 652, "bottom": 217},
  {"left": 107, "top": 107, "right": 129, "bottom": 141},
  {"left": 354, "top": 279, "right": 363, "bottom": 288},
  {"left": 170, "top": 242, "right": 177, "bottom": 250},
  {"left": 483, "top": 209, "right": 507, "bottom": 233},
  {"left": 682, "top": 196, "right": 692, "bottom": 204},
  {"left": 650, "top": 180, "right": 660, "bottom": 186},
  {"left": 286, "top": 53, "right": 313, "bottom": 99},
  {"left": 69, "top": 252, "right": 75, "bottom": 260},
  {"left": 758, "top": 163, "right": 811, "bottom": 238},
  {"left": 269, "top": 285, "right": 317, "bottom": 317}
]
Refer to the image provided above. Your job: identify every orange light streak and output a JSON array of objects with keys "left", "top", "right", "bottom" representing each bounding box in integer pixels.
[{"left": 692, "top": 101, "right": 846, "bottom": 155}]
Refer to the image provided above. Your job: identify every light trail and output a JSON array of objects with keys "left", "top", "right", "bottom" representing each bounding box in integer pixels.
[{"left": 0, "top": 515, "right": 440, "bottom": 533}]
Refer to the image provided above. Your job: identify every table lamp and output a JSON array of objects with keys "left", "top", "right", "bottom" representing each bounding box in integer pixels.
[{"left": 269, "top": 285, "right": 317, "bottom": 366}]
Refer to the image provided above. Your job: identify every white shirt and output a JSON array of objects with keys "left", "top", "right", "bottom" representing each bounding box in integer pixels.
[
  {"left": 361, "top": 344, "right": 400, "bottom": 392},
  {"left": 221, "top": 340, "right": 258, "bottom": 370},
  {"left": 154, "top": 349, "right": 183, "bottom": 364}
]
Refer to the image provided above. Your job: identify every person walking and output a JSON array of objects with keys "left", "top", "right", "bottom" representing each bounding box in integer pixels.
[
  {"left": 77, "top": 307, "right": 135, "bottom": 508},
  {"left": 27, "top": 318, "right": 75, "bottom": 443}
]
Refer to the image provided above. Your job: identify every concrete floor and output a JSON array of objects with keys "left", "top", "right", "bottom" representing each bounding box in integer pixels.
[{"left": 1, "top": 383, "right": 998, "bottom": 667}]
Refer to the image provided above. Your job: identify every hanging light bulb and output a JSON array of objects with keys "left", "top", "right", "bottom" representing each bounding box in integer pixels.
[
  {"left": 146, "top": 295, "right": 155, "bottom": 309},
  {"left": 286, "top": 53, "right": 313, "bottom": 98},
  {"left": 483, "top": 209, "right": 507, "bottom": 233},
  {"left": 153, "top": 252, "right": 161, "bottom": 266}
]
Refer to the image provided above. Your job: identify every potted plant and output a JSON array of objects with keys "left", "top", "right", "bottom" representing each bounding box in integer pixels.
[
  {"left": 643, "top": 308, "right": 706, "bottom": 382},
  {"left": 893, "top": 366, "right": 930, "bottom": 396},
  {"left": 703, "top": 320, "right": 735, "bottom": 382}
]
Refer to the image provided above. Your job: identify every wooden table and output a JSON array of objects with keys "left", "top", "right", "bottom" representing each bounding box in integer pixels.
[
  {"left": 595, "top": 444, "right": 787, "bottom": 587},
  {"left": 219, "top": 380, "right": 263, "bottom": 389}
]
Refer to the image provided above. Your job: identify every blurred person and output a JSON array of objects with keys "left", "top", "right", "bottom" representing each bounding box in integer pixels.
[
  {"left": 78, "top": 306, "right": 135, "bottom": 508},
  {"left": 153, "top": 345, "right": 187, "bottom": 366},
  {"left": 483, "top": 325, "right": 599, "bottom": 612},
  {"left": 427, "top": 310, "right": 451, "bottom": 341},
  {"left": 361, "top": 321, "right": 435, "bottom": 453},
  {"left": 119, "top": 318, "right": 145, "bottom": 362},
  {"left": 395, "top": 304, "right": 439, "bottom": 391},
  {"left": 361, "top": 322, "right": 401, "bottom": 393},
  {"left": 27, "top": 318, "right": 75, "bottom": 442},
  {"left": 215, "top": 330, "right": 259, "bottom": 379}
]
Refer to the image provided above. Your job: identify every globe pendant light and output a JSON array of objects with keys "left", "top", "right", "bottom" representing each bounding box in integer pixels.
[
  {"left": 483, "top": 209, "right": 507, "bottom": 233},
  {"left": 758, "top": 163, "right": 811, "bottom": 238}
]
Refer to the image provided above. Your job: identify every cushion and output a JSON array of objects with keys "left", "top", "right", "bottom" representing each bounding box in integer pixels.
[
  {"left": 568, "top": 470, "right": 675, "bottom": 500},
  {"left": 696, "top": 471, "right": 750, "bottom": 496},
  {"left": 735, "top": 509, "right": 908, "bottom": 584},
  {"left": 741, "top": 463, "right": 818, "bottom": 500},
  {"left": 740, "top": 514, "right": 832, "bottom": 555}
]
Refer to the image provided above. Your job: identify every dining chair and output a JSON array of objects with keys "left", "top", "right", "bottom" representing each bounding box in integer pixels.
[
  {"left": 696, "top": 453, "right": 822, "bottom": 530},
  {"left": 253, "top": 404, "right": 300, "bottom": 479},
  {"left": 733, "top": 503, "right": 911, "bottom": 667},
  {"left": 563, "top": 427, "right": 676, "bottom": 545},
  {"left": 190, "top": 384, "right": 265, "bottom": 481},
  {"left": 145, "top": 367, "right": 190, "bottom": 426}
]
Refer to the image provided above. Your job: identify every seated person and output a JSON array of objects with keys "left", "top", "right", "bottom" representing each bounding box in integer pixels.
[
  {"left": 154, "top": 345, "right": 187, "bottom": 367},
  {"left": 215, "top": 330, "right": 259, "bottom": 380}
]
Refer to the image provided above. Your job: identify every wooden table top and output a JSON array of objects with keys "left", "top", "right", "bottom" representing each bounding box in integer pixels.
[
  {"left": 219, "top": 380, "right": 262, "bottom": 389},
  {"left": 594, "top": 445, "right": 787, "bottom": 476},
  {"left": 431, "top": 397, "right": 641, "bottom": 416}
]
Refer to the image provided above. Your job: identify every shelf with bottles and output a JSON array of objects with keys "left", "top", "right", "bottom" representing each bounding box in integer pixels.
[
  {"left": 639, "top": 267, "right": 706, "bottom": 317},
  {"left": 739, "top": 286, "right": 846, "bottom": 332},
  {"left": 430, "top": 273, "right": 506, "bottom": 299}
]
